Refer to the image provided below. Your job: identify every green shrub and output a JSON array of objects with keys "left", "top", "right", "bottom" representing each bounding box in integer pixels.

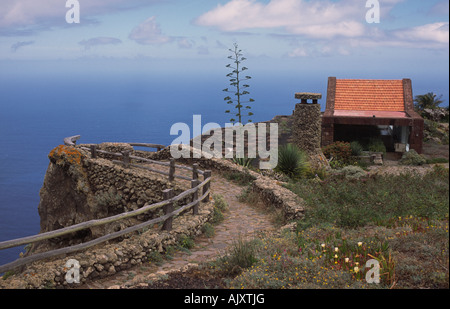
[
  {"left": 368, "top": 138, "right": 386, "bottom": 154},
  {"left": 232, "top": 157, "right": 253, "bottom": 168},
  {"left": 426, "top": 157, "right": 449, "bottom": 164},
  {"left": 337, "top": 206, "right": 369, "bottom": 228},
  {"left": 179, "top": 235, "right": 195, "bottom": 249},
  {"left": 220, "top": 237, "right": 259, "bottom": 273},
  {"left": 213, "top": 194, "right": 229, "bottom": 212},
  {"left": 223, "top": 169, "right": 256, "bottom": 186},
  {"left": 275, "top": 143, "right": 310, "bottom": 179},
  {"left": 147, "top": 251, "right": 164, "bottom": 265},
  {"left": 202, "top": 222, "right": 215, "bottom": 238},
  {"left": 350, "top": 141, "right": 364, "bottom": 156},
  {"left": 322, "top": 141, "right": 352, "bottom": 166},
  {"left": 399, "top": 150, "right": 427, "bottom": 166},
  {"left": 340, "top": 165, "right": 367, "bottom": 180},
  {"left": 212, "top": 207, "right": 224, "bottom": 224},
  {"left": 238, "top": 186, "right": 260, "bottom": 205},
  {"left": 306, "top": 166, "right": 328, "bottom": 180}
]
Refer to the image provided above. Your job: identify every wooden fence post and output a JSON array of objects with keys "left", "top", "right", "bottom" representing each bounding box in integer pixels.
[
  {"left": 162, "top": 189, "right": 174, "bottom": 231},
  {"left": 192, "top": 163, "right": 198, "bottom": 180},
  {"left": 122, "top": 151, "right": 130, "bottom": 168},
  {"left": 169, "top": 159, "right": 175, "bottom": 182},
  {"left": 191, "top": 179, "right": 200, "bottom": 215},
  {"left": 90, "top": 145, "right": 97, "bottom": 159},
  {"left": 202, "top": 170, "right": 212, "bottom": 203}
]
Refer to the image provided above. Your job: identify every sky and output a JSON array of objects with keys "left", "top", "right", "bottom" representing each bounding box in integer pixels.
[{"left": 0, "top": 0, "right": 449, "bottom": 103}]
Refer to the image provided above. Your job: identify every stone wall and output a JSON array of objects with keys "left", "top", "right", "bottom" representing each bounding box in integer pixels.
[
  {"left": 0, "top": 202, "right": 214, "bottom": 289},
  {"left": 143, "top": 146, "right": 305, "bottom": 222}
]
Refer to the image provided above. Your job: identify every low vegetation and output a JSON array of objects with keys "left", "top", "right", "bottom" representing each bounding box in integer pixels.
[
  {"left": 210, "top": 165, "right": 449, "bottom": 289},
  {"left": 275, "top": 144, "right": 310, "bottom": 179}
]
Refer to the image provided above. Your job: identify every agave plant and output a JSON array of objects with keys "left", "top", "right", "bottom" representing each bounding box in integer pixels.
[
  {"left": 232, "top": 156, "right": 253, "bottom": 168},
  {"left": 275, "top": 144, "right": 309, "bottom": 179}
]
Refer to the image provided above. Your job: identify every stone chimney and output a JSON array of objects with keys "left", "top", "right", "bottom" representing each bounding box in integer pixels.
[{"left": 292, "top": 93, "right": 328, "bottom": 169}]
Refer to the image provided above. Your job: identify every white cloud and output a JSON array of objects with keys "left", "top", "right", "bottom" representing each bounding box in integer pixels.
[
  {"left": 79, "top": 37, "right": 122, "bottom": 50},
  {"left": 196, "top": 0, "right": 448, "bottom": 56},
  {"left": 0, "top": 0, "right": 157, "bottom": 35},
  {"left": 288, "top": 47, "right": 308, "bottom": 57},
  {"left": 177, "top": 38, "right": 194, "bottom": 49},
  {"left": 195, "top": 0, "right": 368, "bottom": 38},
  {"left": 393, "top": 22, "right": 449, "bottom": 44},
  {"left": 288, "top": 21, "right": 365, "bottom": 38},
  {"left": 129, "top": 17, "right": 172, "bottom": 45}
]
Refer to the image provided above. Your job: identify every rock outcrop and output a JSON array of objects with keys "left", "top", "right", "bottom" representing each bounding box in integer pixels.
[{"left": 34, "top": 144, "right": 188, "bottom": 253}]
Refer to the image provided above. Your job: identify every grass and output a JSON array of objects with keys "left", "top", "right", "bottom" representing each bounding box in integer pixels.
[
  {"left": 210, "top": 165, "right": 449, "bottom": 289},
  {"left": 223, "top": 169, "right": 256, "bottom": 186},
  {"left": 286, "top": 165, "right": 449, "bottom": 227}
]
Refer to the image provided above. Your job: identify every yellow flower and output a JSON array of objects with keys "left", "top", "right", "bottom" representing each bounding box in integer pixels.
[
  {"left": 357, "top": 242, "right": 363, "bottom": 247},
  {"left": 321, "top": 243, "right": 326, "bottom": 248},
  {"left": 334, "top": 254, "right": 338, "bottom": 259},
  {"left": 354, "top": 266, "right": 360, "bottom": 273}
]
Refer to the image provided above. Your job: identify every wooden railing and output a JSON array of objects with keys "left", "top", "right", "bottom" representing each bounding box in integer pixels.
[
  {"left": 0, "top": 139, "right": 212, "bottom": 275},
  {"left": 83, "top": 144, "right": 205, "bottom": 182},
  {"left": 64, "top": 135, "right": 81, "bottom": 146}
]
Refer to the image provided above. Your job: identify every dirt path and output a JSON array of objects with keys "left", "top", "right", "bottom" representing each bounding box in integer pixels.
[{"left": 75, "top": 173, "right": 275, "bottom": 289}]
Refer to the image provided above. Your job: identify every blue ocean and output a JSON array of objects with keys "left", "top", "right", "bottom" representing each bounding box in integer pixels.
[{"left": 0, "top": 62, "right": 448, "bottom": 267}]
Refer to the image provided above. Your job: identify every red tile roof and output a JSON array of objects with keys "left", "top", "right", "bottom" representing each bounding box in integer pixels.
[{"left": 334, "top": 79, "right": 405, "bottom": 112}]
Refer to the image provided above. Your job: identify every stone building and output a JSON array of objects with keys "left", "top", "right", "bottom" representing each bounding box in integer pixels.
[{"left": 321, "top": 77, "right": 424, "bottom": 153}]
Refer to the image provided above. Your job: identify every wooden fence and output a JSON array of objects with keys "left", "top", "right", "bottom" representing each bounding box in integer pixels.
[{"left": 0, "top": 139, "right": 212, "bottom": 275}]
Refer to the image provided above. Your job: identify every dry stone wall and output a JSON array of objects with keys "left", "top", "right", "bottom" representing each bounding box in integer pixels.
[
  {"left": 0, "top": 202, "right": 214, "bottom": 289},
  {"left": 143, "top": 146, "right": 305, "bottom": 222}
]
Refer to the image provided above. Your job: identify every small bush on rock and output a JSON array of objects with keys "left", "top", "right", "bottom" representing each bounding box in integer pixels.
[
  {"left": 399, "top": 150, "right": 427, "bottom": 166},
  {"left": 340, "top": 165, "right": 367, "bottom": 180}
]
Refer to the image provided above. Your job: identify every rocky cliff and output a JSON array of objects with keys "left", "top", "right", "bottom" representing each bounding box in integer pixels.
[{"left": 34, "top": 143, "right": 187, "bottom": 253}]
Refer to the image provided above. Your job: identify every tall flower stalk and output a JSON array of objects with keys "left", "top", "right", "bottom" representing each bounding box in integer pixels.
[{"left": 223, "top": 43, "right": 254, "bottom": 125}]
